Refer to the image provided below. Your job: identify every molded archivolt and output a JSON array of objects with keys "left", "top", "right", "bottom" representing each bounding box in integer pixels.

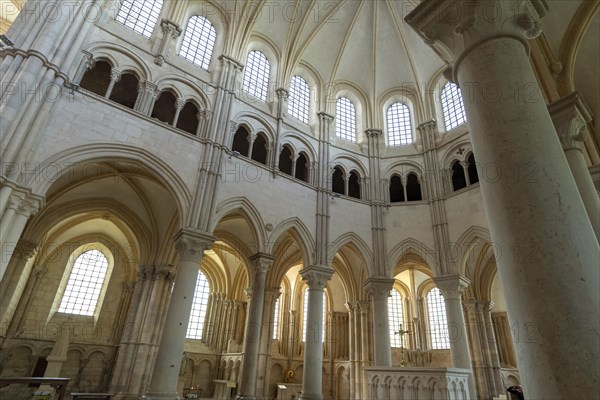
[
  {"left": 267, "top": 217, "right": 315, "bottom": 264},
  {"left": 211, "top": 197, "right": 268, "bottom": 254},
  {"left": 82, "top": 42, "right": 153, "bottom": 81},
  {"left": 25, "top": 144, "right": 193, "bottom": 224},
  {"left": 454, "top": 226, "right": 499, "bottom": 301},
  {"left": 387, "top": 238, "right": 437, "bottom": 278},
  {"left": 231, "top": 112, "right": 277, "bottom": 144},
  {"left": 384, "top": 160, "right": 425, "bottom": 180},
  {"left": 330, "top": 155, "right": 369, "bottom": 180},
  {"left": 278, "top": 132, "right": 318, "bottom": 162},
  {"left": 154, "top": 74, "right": 211, "bottom": 108}
]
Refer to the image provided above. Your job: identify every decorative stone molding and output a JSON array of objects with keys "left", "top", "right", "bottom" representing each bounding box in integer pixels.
[
  {"left": 14, "top": 239, "right": 39, "bottom": 260},
  {"left": 174, "top": 229, "right": 215, "bottom": 263},
  {"left": 405, "top": 0, "right": 548, "bottom": 81},
  {"left": 548, "top": 92, "right": 593, "bottom": 152},
  {"left": 175, "top": 99, "right": 186, "bottom": 111},
  {"left": 155, "top": 19, "right": 182, "bottom": 66},
  {"left": 317, "top": 111, "right": 334, "bottom": 124},
  {"left": 300, "top": 264, "right": 334, "bottom": 290},
  {"left": 364, "top": 276, "right": 395, "bottom": 301},
  {"left": 249, "top": 252, "right": 274, "bottom": 274},
  {"left": 109, "top": 68, "right": 122, "bottom": 83},
  {"left": 365, "top": 128, "right": 382, "bottom": 138},
  {"left": 433, "top": 274, "right": 470, "bottom": 299}
]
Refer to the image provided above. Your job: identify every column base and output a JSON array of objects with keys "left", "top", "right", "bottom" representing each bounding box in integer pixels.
[
  {"left": 141, "top": 391, "right": 180, "bottom": 400},
  {"left": 299, "top": 395, "right": 322, "bottom": 400}
]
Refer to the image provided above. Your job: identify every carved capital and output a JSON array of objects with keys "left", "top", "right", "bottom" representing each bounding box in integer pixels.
[
  {"left": 365, "top": 128, "right": 382, "bottom": 138},
  {"left": 14, "top": 239, "right": 39, "bottom": 260},
  {"left": 32, "top": 265, "right": 48, "bottom": 278},
  {"left": 218, "top": 54, "right": 244, "bottom": 71},
  {"left": 110, "top": 68, "right": 122, "bottom": 83},
  {"left": 548, "top": 92, "right": 592, "bottom": 152},
  {"left": 301, "top": 264, "right": 334, "bottom": 291},
  {"left": 82, "top": 51, "right": 95, "bottom": 71},
  {"left": 433, "top": 274, "right": 470, "bottom": 299},
  {"left": 175, "top": 98, "right": 186, "bottom": 110},
  {"left": 197, "top": 109, "right": 212, "bottom": 120},
  {"left": 160, "top": 19, "right": 182, "bottom": 39},
  {"left": 276, "top": 87, "right": 289, "bottom": 100},
  {"left": 249, "top": 252, "right": 274, "bottom": 274},
  {"left": 364, "top": 276, "right": 395, "bottom": 302},
  {"left": 406, "top": 0, "right": 548, "bottom": 80},
  {"left": 174, "top": 229, "right": 215, "bottom": 263},
  {"left": 155, "top": 264, "right": 176, "bottom": 282},
  {"left": 317, "top": 111, "right": 334, "bottom": 124},
  {"left": 137, "top": 264, "right": 154, "bottom": 281}
]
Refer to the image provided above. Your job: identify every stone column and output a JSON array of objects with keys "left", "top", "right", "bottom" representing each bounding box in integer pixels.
[
  {"left": 433, "top": 274, "right": 475, "bottom": 397},
  {"left": 548, "top": 92, "right": 600, "bottom": 242},
  {"left": 482, "top": 302, "right": 504, "bottom": 396},
  {"left": 196, "top": 109, "right": 212, "bottom": 137},
  {"left": 155, "top": 19, "right": 182, "bottom": 66},
  {"left": 236, "top": 253, "right": 273, "bottom": 400},
  {"left": 299, "top": 265, "right": 333, "bottom": 400},
  {"left": 172, "top": 99, "right": 185, "bottom": 127},
  {"left": 463, "top": 300, "right": 488, "bottom": 399},
  {"left": 0, "top": 192, "right": 42, "bottom": 280},
  {"left": 364, "top": 277, "right": 394, "bottom": 367},
  {"left": 105, "top": 68, "right": 122, "bottom": 99},
  {"left": 407, "top": 1, "right": 599, "bottom": 398},
  {"left": 144, "top": 230, "right": 214, "bottom": 400},
  {"left": 73, "top": 51, "right": 95, "bottom": 84}
]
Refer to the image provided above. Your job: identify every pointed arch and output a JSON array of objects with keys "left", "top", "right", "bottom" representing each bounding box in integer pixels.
[
  {"left": 267, "top": 217, "right": 315, "bottom": 264},
  {"left": 27, "top": 143, "right": 192, "bottom": 223},
  {"left": 387, "top": 238, "right": 437, "bottom": 277},
  {"left": 211, "top": 197, "right": 268, "bottom": 253}
]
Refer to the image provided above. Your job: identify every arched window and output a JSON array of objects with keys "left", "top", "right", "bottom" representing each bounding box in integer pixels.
[
  {"left": 467, "top": 153, "right": 479, "bottom": 185},
  {"left": 348, "top": 170, "right": 361, "bottom": 199},
  {"left": 406, "top": 173, "right": 422, "bottom": 201},
  {"left": 441, "top": 82, "right": 467, "bottom": 131},
  {"left": 427, "top": 288, "right": 450, "bottom": 349},
  {"left": 388, "top": 290, "right": 405, "bottom": 348},
  {"left": 79, "top": 61, "right": 112, "bottom": 96},
  {"left": 109, "top": 72, "right": 139, "bottom": 109},
  {"left": 179, "top": 16, "right": 216, "bottom": 70},
  {"left": 176, "top": 101, "right": 200, "bottom": 135},
  {"left": 387, "top": 102, "right": 413, "bottom": 145},
  {"left": 242, "top": 51, "right": 270, "bottom": 101},
  {"left": 58, "top": 249, "right": 110, "bottom": 316},
  {"left": 332, "top": 166, "right": 345, "bottom": 195},
  {"left": 303, "top": 289, "right": 326, "bottom": 343},
  {"left": 278, "top": 145, "right": 293, "bottom": 175},
  {"left": 151, "top": 90, "right": 177, "bottom": 124},
  {"left": 389, "top": 175, "right": 405, "bottom": 203},
  {"left": 116, "top": 0, "right": 163, "bottom": 38},
  {"left": 251, "top": 133, "right": 268, "bottom": 165},
  {"left": 289, "top": 75, "right": 310, "bottom": 123},
  {"left": 336, "top": 97, "right": 357, "bottom": 142},
  {"left": 187, "top": 271, "right": 210, "bottom": 339},
  {"left": 232, "top": 126, "right": 250, "bottom": 156},
  {"left": 272, "top": 298, "right": 280, "bottom": 340},
  {"left": 295, "top": 153, "right": 309, "bottom": 183},
  {"left": 451, "top": 160, "right": 467, "bottom": 191}
]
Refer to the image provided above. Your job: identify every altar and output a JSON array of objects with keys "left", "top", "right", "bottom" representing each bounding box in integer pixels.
[
  {"left": 275, "top": 383, "right": 303, "bottom": 400},
  {"left": 213, "top": 380, "right": 236, "bottom": 399}
]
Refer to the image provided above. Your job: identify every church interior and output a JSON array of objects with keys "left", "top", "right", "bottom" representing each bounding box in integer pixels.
[{"left": 0, "top": 0, "right": 598, "bottom": 399}]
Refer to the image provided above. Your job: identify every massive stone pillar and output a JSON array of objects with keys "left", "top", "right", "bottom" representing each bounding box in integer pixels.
[
  {"left": 407, "top": 2, "right": 600, "bottom": 398},
  {"left": 299, "top": 265, "right": 333, "bottom": 400},
  {"left": 364, "top": 277, "right": 394, "bottom": 367},
  {"left": 236, "top": 253, "right": 273, "bottom": 400},
  {"left": 549, "top": 92, "right": 600, "bottom": 243},
  {"left": 144, "top": 229, "right": 214, "bottom": 400},
  {"left": 433, "top": 274, "right": 475, "bottom": 398}
]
